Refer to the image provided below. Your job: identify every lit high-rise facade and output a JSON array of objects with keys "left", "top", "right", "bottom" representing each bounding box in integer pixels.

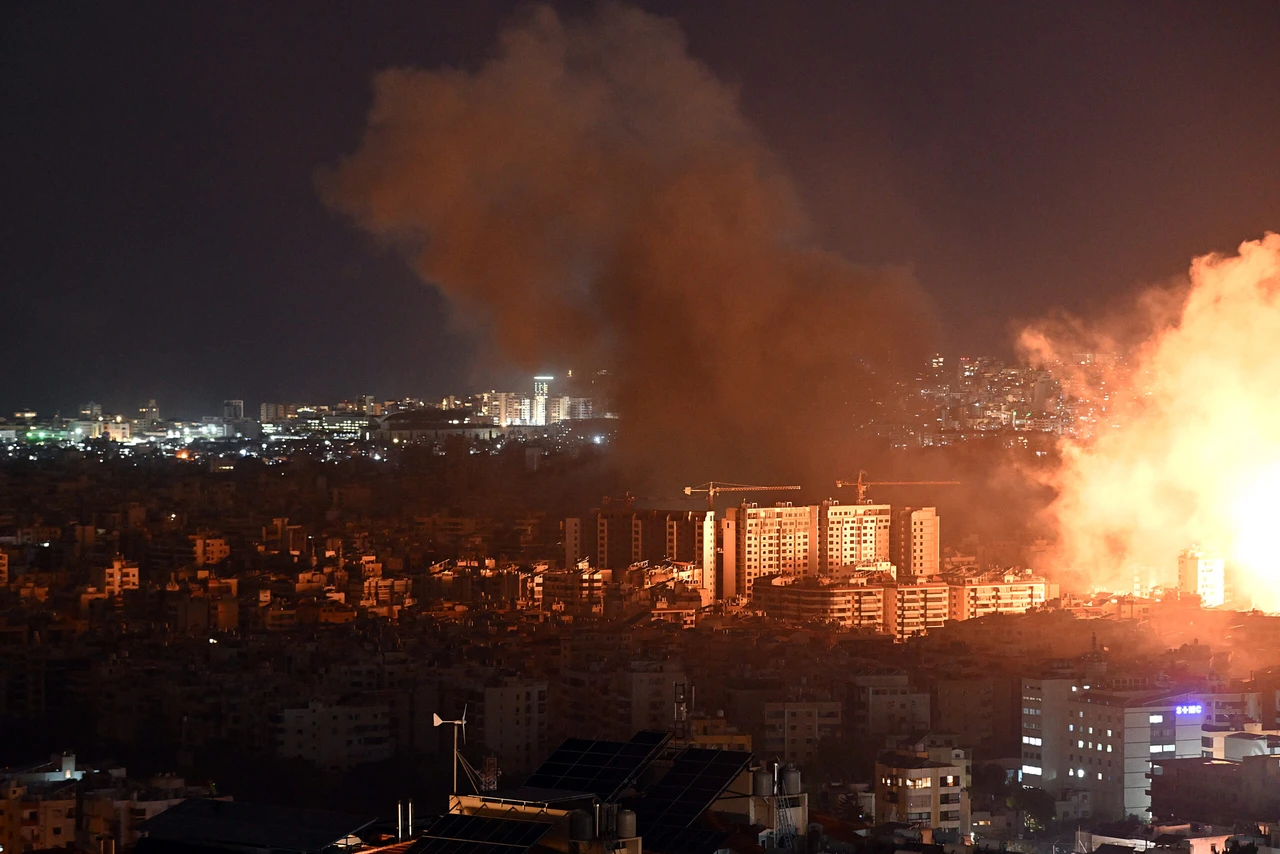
[
  {"left": 1177, "top": 547, "right": 1225, "bottom": 608},
  {"left": 891, "top": 507, "right": 940, "bottom": 577},
  {"left": 820, "top": 502, "right": 891, "bottom": 572},
  {"left": 728, "top": 503, "right": 819, "bottom": 596},
  {"left": 532, "top": 375, "right": 553, "bottom": 426}
]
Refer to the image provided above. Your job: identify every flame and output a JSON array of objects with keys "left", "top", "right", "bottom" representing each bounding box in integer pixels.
[{"left": 1023, "top": 233, "right": 1280, "bottom": 610}]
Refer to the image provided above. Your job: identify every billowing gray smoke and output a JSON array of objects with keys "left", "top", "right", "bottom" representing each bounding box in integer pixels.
[{"left": 322, "top": 2, "right": 934, "bottom": 486}]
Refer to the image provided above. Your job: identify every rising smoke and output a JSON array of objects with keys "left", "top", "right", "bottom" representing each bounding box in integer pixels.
[
  {"left": 1022, "top": 233, "right": 1280, "bottom": 609},
  {"left": 321, "top": 3, "right": 933, "bottom": 486}
]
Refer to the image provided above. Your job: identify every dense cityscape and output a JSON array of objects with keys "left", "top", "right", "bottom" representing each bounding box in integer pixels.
[
  {"left": 6, "top": 5, "right": 1280, "bottom": 854},
  {"left": 3, "top": 350, "right": 1277, "bottom": 854}
]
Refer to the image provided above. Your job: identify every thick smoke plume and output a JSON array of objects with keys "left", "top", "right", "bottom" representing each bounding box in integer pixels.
[
  {"left": 322, "top": 3, "right": 932, "bottom": 485},
  {"left": 1021, "top": 234, "right": 1280, "bottom": 609}
]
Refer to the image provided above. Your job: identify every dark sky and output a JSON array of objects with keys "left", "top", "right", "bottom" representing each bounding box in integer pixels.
[{"left": 3, "top": 2, "right": 1278, "bottom": 419}]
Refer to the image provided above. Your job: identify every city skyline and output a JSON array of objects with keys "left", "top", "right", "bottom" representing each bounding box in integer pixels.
[{"left": 4, "top": 2, "right": 1279, "bottom": 416}]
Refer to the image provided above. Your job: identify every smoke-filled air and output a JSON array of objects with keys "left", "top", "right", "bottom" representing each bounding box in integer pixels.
[
  {"left": 321, "top": 3, "right": 933, "bottom": 485},
  {"left": 1022, "top": 234, "right": 1280, "bottom": 610}
]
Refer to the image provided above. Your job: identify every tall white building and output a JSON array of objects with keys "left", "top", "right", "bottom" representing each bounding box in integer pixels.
[
  {"left": 1177, "top": 547, "right": 1225, "bottom": 608},
  {"left": 727, "top": 503, "right": 819, "bottom": 597},
  {"left": 1020, "top": 681, "right": 1260, "bottom": 821},
  {"left": 532, "top": 376, "right": 553, "bottom": 426},
  {"left": 891, "top": 507, "right": 940, "bottom": 577},
  {"left": 820, "top": 502, "right": 891, "bottom": 571}
]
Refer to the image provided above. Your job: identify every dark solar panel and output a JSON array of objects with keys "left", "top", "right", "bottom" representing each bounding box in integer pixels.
[
  {"left": 408, "top": 814, "right": 550, "bottom": 854},
  {"left": 633, "top": 749, "right": 752, "bottom": 829},
  {"left": 524, "top": 732, "right": 670, "bottom": 800},
  {"left": 641, "top": 826, "right": 729, "bottom": 854},
  {"left": 138, "top": 799, "right": 377, "bottom": 853}
]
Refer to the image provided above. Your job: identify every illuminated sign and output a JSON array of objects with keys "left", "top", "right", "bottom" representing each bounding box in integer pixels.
[{"left": 1175, "top": 704, "right": 1203, "bottom": 715}]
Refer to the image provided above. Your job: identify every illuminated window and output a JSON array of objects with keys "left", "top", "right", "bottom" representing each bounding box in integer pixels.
[{"left": 1149, "top": 714, "right": 1164, "bottom": 723}]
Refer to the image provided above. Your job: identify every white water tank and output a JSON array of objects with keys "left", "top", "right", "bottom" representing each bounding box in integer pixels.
[
  {"left": 754, "top": 767, "right": 774, "bottom": 797},
  {"left": 781, "top": 766, "right": 801, "bottom": 794},
  {"left": 617, "top": 809, "right": 637, "bottom": 839}
]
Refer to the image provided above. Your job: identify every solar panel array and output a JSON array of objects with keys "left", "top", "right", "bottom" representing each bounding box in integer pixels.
[
  {"left": 633, "top": 748, "right": 753, "bottom": 830},
  {"left": 407, "top": 814, "right": 550, "bottom": 854},
  {"left": 640, "top": 825, "right": 730, "bottom": 854},
  {"left": 524, "top": 731, "right": 671, "bottom": 800}
]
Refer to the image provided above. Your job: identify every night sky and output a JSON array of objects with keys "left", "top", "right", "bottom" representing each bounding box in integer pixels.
[{"left": 4, "top": 2, "right": 1278, "bottom": 418}]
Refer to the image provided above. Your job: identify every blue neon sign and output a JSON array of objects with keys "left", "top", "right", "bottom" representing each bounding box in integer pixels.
[{"left": 1175, "top": 704, "right": 1203, "bottom": 716}]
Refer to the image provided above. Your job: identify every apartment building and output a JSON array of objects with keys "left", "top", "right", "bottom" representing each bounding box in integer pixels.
[
  {"left": 271, "top": 699, "right": 392, "bottom": 771},
  {"left": 875, "top": 751, "right": 970, "bottom": 835},
  {"left": 948, "top": 569, "right": 1051, "bottom": 620},
  {"left": 762, "top": 701, "right": 842, "bottom": 768},
  {"left": 1020, "top": 681, "right": 1262, "bottom": 820}
]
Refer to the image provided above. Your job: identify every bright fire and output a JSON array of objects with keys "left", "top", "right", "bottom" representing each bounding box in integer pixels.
[{"left": 1023, "top": 233, "right": 1280, "bottom": 610}]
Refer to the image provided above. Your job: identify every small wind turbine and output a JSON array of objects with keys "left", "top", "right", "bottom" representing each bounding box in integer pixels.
[{"left": 433, "top": 705, "right": 468, "bottom": 794}]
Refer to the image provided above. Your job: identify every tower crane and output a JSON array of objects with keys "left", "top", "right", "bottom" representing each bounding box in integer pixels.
[
  {"left": 683, "top": 482, "right": 801, "bottom": 511},
  {"left": 835, "top": 470, "right": 961, "bottom": 504}
]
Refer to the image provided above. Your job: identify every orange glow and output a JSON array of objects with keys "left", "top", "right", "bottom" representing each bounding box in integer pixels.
[{"left": 1022, "top": 234, "right": 1280, "bottom": 610}]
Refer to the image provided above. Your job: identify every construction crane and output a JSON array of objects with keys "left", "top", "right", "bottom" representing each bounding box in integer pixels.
[
  {"left": 683, "top": 482, "right": 801, "bottom": 511},
  {"left": 835, "top": 470, "right": 961, "bottom": 504}
]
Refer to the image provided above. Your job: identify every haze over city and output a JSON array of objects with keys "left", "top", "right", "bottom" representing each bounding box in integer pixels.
[{"left": 3, "top": 3, "right": 1280, "bottom": 854}]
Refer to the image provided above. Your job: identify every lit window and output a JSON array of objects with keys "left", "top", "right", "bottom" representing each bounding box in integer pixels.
[{"left": 1149, "top": 714, "right": 1164, "bottom": 723}]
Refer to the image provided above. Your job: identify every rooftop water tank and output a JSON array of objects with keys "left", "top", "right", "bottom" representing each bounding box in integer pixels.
[
  {"left": 570, "top": 810, "right": 594, "bottom": 842},
  {"left": 616, "top": 809, "right": 637, "bottom": 839}
]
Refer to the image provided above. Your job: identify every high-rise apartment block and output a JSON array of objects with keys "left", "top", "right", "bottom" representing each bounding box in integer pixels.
[
  {"left": 891, "top": 507, "right": 940, "bottom": 577},
  {"left": 728, "top": 503, "right": 819, "bottom": 597},
  {"left": 1178, "top": 547, "right": 1225, "bottom": 608},
  {"left": 821, "top": 502, "right": 891, "bottom": 571}
]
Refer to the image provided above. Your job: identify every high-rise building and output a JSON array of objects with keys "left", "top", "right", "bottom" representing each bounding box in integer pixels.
[
  {"left": 532, "top": 376, "right": 553, "bottom": 426},
  {"left": 891, "top": 507, "right": 940, "bottom": 577},
  {"left": 728, "top": 503, "right": 819, "bottom": 597},
  {"left": 1178, "top": 547, "right": 1225, "bottom": 608},
  {"left": 138, "top": 399, "right": 160, "bottom": 424},
  {"left": 222, "top": 399, "right": 244, "bottom": 420},
  {"left": 1020, "top": 682, "right": 1260, "bottom": 821},
  {"left": 820, "top": 502, "right": 891, "bottom": 571}
]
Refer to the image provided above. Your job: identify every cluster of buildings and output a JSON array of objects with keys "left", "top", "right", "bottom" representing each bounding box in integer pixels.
[
  {"left": 896, "top": 352, "right": 1140, "bottom": 448},
  {"left": 2, "top": 373, "right": 613, "bottom": 448}
]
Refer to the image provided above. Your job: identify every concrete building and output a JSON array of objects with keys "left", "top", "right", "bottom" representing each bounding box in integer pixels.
[
  {"left": 890, "top": 507, "right": 940, "bottom": 578},
  {"left": 271, "top": 699, "right": 392, "bottom": 771},
  {"left": 875, "top": 751, "right": 970, "bottom": 836},
  {"left": 888, "top": 579, "right": 950, "bottom": 641},
  {"left": 751, "top": 575, "right": 888, "bottom": 632},
  {"left": 190, "top": 533, "right": 230, "bottom": 566},
  {"left": 821, "top": 502, "right": 891, "bottom": 571},
  {"left": 762, "top": 701, "right": 842, "bottom": 767},
  {"left": 850, "top": 670, "right": 931, "bottom": 737},
  {"left": 1151, "top": 754, "right": 1280, "bottom": 825},
  {"left": 1178, "top": 547, "right": 1225, "bottom": 608},
  {"left": 445, "top": 673, "right": 548, "bottom": 778},
  {"left": 948, "top": 569, "right": 1051, "bottom": 621},
  {"left": 1020, "top": 682, "right": 1262, "bottom": 821},
  {"left": 729, "top": 503, "right": 819, "bottom": 597},
  {"left": 91, "top": 556, "right": 140, "bottom": 596}
]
